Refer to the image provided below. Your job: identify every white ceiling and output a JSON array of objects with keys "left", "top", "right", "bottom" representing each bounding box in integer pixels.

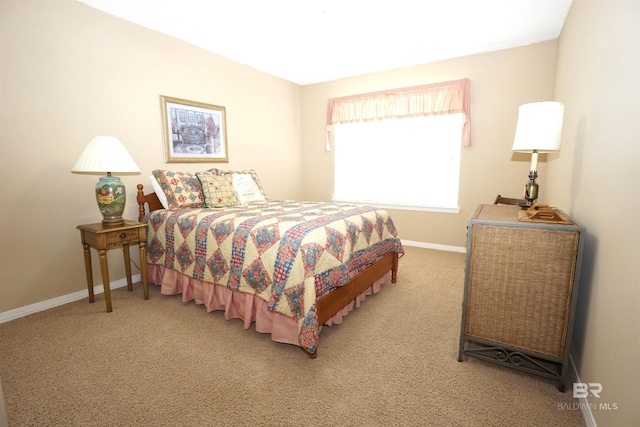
[{"left": 78, "top": 0, "right": 573, "bottom": 85}]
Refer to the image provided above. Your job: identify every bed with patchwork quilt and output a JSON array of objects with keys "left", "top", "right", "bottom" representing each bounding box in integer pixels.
[{"left": 137, "top": 169, "right": 404, "bottom": 356}]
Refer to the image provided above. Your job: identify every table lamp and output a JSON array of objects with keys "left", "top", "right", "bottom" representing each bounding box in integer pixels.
[
  {"left": 511, "top": 101, "right": 564, "bottom": 207},
  {"left": 72, "top": 136, "right": 141, "bottom": 226}
]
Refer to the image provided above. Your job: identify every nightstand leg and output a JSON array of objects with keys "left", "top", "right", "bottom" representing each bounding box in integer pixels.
[
  {"left": 139, "top": 241, "right": 149, "bottom": 300},
  {"left": 123, "top": 244, "right": 133, "bottom": 292},
  {"left": 98, "top": 249, "right": 112, "bottom": 313},
  {"left": 82, "top": 242, "right": 95, "bottom": 303}
]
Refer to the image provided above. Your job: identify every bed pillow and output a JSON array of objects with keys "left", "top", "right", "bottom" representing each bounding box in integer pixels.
[
  {"left": 232, "top": 172, "right": 266, "bottom": 205},
  {"left": 213, "top": 168, "right": 267, "bottom": 198},
  {"left": 149, "top": 175, "right": 169, "bottom": 209},
  {"left": 196, "top": 172, "right": 240, "bottom": 208},
  {"left": 151, "top": 169, "right": 214, "bottom": 209}
]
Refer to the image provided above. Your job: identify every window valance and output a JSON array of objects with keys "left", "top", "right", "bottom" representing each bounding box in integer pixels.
[{"left": 326, "top": 78, "right": 471, "bottom": 147}]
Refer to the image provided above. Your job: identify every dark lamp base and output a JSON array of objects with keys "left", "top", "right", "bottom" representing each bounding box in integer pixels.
[{"left": 523, "top": 170, "right": 539, "bottom": 208}]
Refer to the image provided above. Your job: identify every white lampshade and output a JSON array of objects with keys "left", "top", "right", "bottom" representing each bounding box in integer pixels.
[
  {"left": 72, "top": 136, "right": 140, "bottom": 174},
  {"left": 511, "top": 101, "right": 564, "bottom": 153}
]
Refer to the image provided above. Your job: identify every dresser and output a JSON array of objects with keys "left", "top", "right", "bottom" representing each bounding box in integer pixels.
[{"left": 457, "top": 204, "right": 585, "bottom": 391}]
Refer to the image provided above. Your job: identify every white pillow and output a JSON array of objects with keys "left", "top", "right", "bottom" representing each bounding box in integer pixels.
[
  {"left": 232, "top": 173, "right": 266, "bottom": 205},
  {"left": 149, "top": 175, "right": 169, "bottom": 209}
]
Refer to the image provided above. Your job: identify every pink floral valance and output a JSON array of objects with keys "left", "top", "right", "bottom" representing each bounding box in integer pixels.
[{"left": 326, "top": 78, "right": 471, "bottom": 147}]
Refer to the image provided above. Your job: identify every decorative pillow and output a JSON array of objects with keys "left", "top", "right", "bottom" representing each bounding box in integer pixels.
[
  {"left": 232, "top": 173, "right": 266, "bottom": 205},
  {"left": 196, "top": 172, "right": 240, "bottom": 208},
  {"left": 149, "top": 175, "right": 169, "bottom": 209},
  {"left": 151, "top": 169, "right": 214, "bottom": 209},
  {"left": 213, "top": 168, "right": 267, "bottom": 198}
]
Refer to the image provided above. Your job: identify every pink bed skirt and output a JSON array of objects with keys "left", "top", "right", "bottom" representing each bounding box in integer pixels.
[{"left": 148, "top": 265, "right": 389, "bottom": 348}]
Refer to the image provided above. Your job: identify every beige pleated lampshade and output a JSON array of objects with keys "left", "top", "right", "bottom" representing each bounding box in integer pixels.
[{"left": 72, "top": 136, "right": 140, "bottom": 174}]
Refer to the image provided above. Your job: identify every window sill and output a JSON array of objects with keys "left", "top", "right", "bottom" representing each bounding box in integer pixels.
[{"left": 331, "top": 199, "right": 461, "bottom": 214}]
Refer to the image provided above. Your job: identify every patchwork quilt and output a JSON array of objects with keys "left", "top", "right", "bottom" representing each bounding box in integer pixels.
[{"left": 145, "top": 200, "right": 404, "bottom": 353}]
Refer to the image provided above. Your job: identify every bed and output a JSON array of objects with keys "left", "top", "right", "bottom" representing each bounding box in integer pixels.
[{"left": 136, "top": 169, "right": 404, "bottom": 357}]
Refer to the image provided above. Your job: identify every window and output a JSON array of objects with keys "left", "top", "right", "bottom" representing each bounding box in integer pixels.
[
  {"left": 333, "top": 113, "right": 464, "bottom": 210},
  {"left": 326, "top": 78, "right": 470, "bottom": 212}
]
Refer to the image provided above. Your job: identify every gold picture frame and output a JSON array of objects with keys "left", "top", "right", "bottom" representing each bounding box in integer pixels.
[{"left": 160, "top": 95, "right": 228, "bottom": 163}]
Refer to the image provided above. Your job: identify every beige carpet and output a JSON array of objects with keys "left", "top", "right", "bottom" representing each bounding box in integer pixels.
[{"left": 0, "top": 246, "right": 585, "bottom": 426}]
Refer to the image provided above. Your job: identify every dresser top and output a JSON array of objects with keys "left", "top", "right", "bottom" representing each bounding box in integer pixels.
[
  {"left": 475, "top": 204, "right": 521, "bottom": 222},
  {"left": 472, "top": 204, "right": 583, "bottom": 230}
]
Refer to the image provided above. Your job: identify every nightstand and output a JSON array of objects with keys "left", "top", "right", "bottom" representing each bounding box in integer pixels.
[
  {"left": 458, "top": 204, "right": 585, "bottom": 391},
  {"left": 77, "top": 220, "right": 149, "bottom": 312}
]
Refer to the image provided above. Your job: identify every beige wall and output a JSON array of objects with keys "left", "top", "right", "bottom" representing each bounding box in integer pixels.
[
  {"left": 0, "top": 0, "right": 560, "bottom": 313},
  {"left": 550, "top": 0, "right": 640, "bottom": 425},
  {"left": 3, "top": 2, "right": 637, "bottom": 425},
  {"left": 300, "top": 42, "right": 558, "bottom": 247},
  {"left": 0, "top": 0, "right": 302, "bottom": 312}
]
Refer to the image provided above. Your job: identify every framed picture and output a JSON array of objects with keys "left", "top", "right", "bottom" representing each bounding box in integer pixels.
[{"left": 160, "top": 95, "right": 228, "bottom": 163}]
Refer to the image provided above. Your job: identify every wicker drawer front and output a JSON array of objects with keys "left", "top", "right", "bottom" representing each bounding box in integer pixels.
[{"left": 465, "top": 224, "right": 579, "bottom": 358}]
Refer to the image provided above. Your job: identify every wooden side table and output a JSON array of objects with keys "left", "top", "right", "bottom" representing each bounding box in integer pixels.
[{"left": 77, "top": 220, "right": 149, "bottom": 312}]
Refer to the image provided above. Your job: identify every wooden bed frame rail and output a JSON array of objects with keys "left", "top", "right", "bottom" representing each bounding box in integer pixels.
[
  {"left": 317, "top": 252, "right": 397, "bottom": 325},
  {"left": 137, "top": 184, "right": 163, "bottom": 221},
  {"left": 135, "top": 183, "right": 399, "bottom": 357}
]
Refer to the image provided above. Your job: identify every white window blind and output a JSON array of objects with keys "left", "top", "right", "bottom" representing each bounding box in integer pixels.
[{"left": 333, "top": 114, "right": 464, "bottom": 210}]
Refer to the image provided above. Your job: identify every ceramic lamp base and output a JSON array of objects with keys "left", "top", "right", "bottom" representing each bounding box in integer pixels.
[{"left": 96, "top": 175, "right": 126, "bottom": 226}]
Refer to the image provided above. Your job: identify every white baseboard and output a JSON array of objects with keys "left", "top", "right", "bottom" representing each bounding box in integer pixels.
[
  {"left": 0, "top": 242, "right": 462, "bottom": 323},
  {"left": 1, "top": 240, "right": 463, "bottom": 322},
  {"left": 0, "top": 274, "right": 141, "bottom": 324},
  {"left": 401, "top": 239, "right": 466, "bottom": 253},
  {"left": 569, "top": 355, "right": 597, "bottom": 427}
]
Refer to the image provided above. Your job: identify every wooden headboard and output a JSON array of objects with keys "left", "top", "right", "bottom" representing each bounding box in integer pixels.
[{"left": 136, "top": 184, "right": 164, "bottom": 221}]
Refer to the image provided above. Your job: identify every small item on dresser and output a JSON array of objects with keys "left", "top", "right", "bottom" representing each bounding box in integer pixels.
[
  {"left": 516, "top": 204, "right": 573, "bottom": 224},
  {"left": 526, "top": 204, "right": 563, "bottom": 222}
]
